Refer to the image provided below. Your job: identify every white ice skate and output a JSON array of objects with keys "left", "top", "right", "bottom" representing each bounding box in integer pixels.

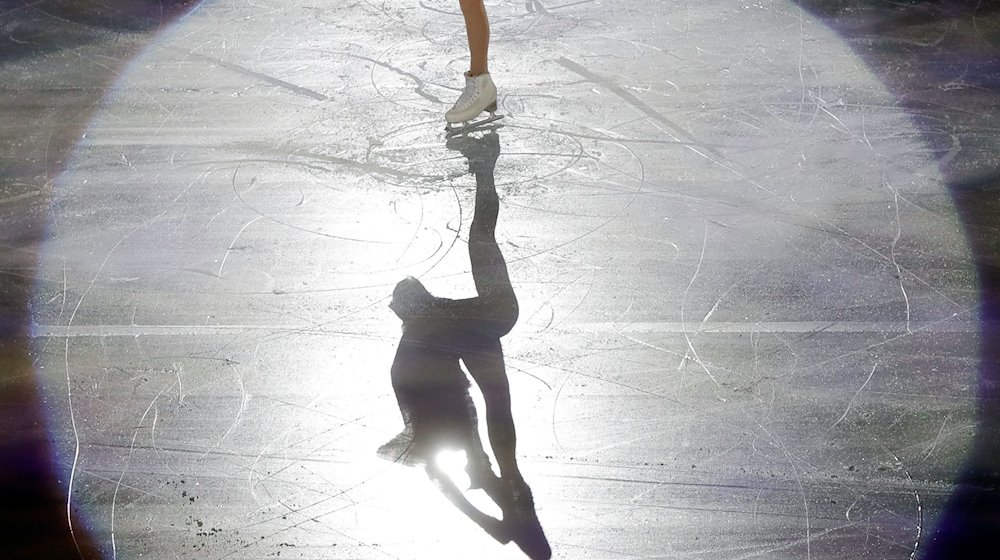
[{"left": 445, "top": 72, "right": 504, "bottom": 137}]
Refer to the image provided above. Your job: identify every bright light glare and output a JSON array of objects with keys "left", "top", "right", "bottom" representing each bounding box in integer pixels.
[{"left": 434, "top": 449, "right": 471, "bottom": 489}]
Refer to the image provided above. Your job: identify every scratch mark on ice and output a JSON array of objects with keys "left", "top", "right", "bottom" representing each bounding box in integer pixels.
[
  {"left": 63, "top": 225, "right": 139, "bottom": 557},
  {"left": 884, "top": 177, "right": 912, "bottom": 333},
  {"left": 111, "top": 382, "right": 173, "bottom": 559},
  {"left": 678, "top": 225, "right": 721, "bottom": 387},
  {"left": 828, "top": 362, "right": 877, "bottom": 432},
  {"left": 921, "top": 411, "right": 954, "bottom": 460},
  {"left": 217, "top": 215, "right": 264, "bottom": 278}
]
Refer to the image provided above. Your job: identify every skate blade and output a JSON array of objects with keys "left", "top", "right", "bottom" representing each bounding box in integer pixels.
[{"left": 445, "top": 114, "right": 505, "bottom": 137}]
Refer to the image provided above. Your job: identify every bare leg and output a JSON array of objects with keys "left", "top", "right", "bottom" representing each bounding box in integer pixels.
[{"left": 459, "top": 0, "right": 490, "bottom": 76}]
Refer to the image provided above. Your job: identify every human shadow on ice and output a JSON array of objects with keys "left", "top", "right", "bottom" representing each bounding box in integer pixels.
[{"left": 376, "top": 129, "right": 551, "bottom": 559}]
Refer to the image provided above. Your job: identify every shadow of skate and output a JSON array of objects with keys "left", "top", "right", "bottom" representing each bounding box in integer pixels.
[
  {"left": 427, "top": 462, "right": 551, "bottom": 560},
  {"left": 377, "top": 130, "right": 551, "bottom": 559}
]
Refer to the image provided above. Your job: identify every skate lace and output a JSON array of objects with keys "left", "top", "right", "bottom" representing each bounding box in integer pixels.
[{"left": 453, "top": 79, "right": 478, "bottom": 110}]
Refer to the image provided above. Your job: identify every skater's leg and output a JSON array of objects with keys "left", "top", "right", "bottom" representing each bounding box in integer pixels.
[
  {"left": 459, "top": 0, "right": 490, "bottom": 76},
  {"left": 446, "top": 1, "right": 496, "bottom": 126}
]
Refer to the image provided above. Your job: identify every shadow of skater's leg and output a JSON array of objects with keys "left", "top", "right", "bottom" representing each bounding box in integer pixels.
[
  {"left": 463, "top": 339, "right": 523, "bottom": 484},
  {"left": 447, "top": 131, "right": 523, "bottom": 481},
  {"left": 426, "top": 464, "right": 510, "bottom": 543},
  {"left": 461, "top": 390, "right": 499, "bottom": 489},
  {"left": 468, "top": 146, "right": 518, "bottom": 332}
]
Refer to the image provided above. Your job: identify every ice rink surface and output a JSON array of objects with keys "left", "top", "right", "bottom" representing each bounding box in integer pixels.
[{"left": 2, "top": 0, "right": 999, "bottom": 558}]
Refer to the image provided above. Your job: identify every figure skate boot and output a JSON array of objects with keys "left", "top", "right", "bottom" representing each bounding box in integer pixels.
[{"left": 445, "top": 71, "right": 504, "bottom": 136}]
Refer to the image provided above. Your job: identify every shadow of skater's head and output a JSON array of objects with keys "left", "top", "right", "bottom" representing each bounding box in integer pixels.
[
  {"left": 389, "top": 276, "right": 433, "bottom": 321},
  {"left": 447, "top": 129, "right": 501, "bottom": 175}
]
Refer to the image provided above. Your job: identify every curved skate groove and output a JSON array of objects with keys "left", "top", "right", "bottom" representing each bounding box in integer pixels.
[
  {"left": 918, "top": 413, "right": 970, "bottom": 462},
  {"left": 191, "top": 358, "right": 253, "bottom": 465},
  {"left": 518, "top": 133, "right": 648, "bottom": 450},
  {"left": 232, "top": 434, "right": 406, "bottom": 559},
  {"left": 357, "top": 0, "right": 433, "bottom": 33},
  {"left": 543, "top": 58, "right": 778, "bottom": 195},
  {"left": 56, "top": 168, "right": 197, "bottom": 555},
  {"left": 477, "top": 123, "right": 593, "bottom": 191},
  {"left": 360, "top": 120, "right": 485, "bottom": 186},
  {"left": 228, "top": 159, "right": 393, "bottom": 244},
  {"left": 247, "top": 422, "right": 360, "bottom": 502},
  {"left": 501, "top": 358, "right": 555, "bottom": 391},
  {"left": 128, "top": 338, "right": 184, "bottom": 479},
  {"left": 214, "top": 195, "right": 454, "bottom": 289},
  {"left": 217, "top": 215, "right": 265, "bottom": 279},
  {"left": 541, "top": 270, "right": 599, "bottom": 333},
  {"left": 677, "top": 224, "right": 724, "bottom": 389},
  {"left": 505, "top": 118, "right": 771, "bottom": 212},
  {"left": 388, "top": 179, "right": 442, "bottom": 271},
  {"left": 415, "top": 0, "right": 460, "bottom": 18},
  {"left": 883, "top": 177, "right": 913, "bottom": 332},
  {"left": 501, "top": 139, "right": 646, "bottom": 267},
  {"left": 827, "top": 362, "right": 879, "bottom": 433},
  {"left": 735, "top": 405, "right": 816, "bottom": 560},
  {"left": 405, "top": 184, "right": 467, "bottom": 280},
  {"left": 61, "top": 336, "right": 85, "bottom": 559},
  {"left": 522, "top": 271, "right": 595, "bottom": 336},
  {"left": 392, "top": 226, "right": 452, "bottom": 277},
  {"left": 546, "top": 346, "right": 700, "bottom": 451},
  {"left": 109, "top": 379, "right": 177, "bottom": 560},
  {"left": 501, "top": 129, "right": 597, "bottom": 189},
  {"left": 848, "top": 428, "right": 926, "bottom": 560},
  {"left": 803, "top": 210, "right": 966, "bottom": 313}
]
